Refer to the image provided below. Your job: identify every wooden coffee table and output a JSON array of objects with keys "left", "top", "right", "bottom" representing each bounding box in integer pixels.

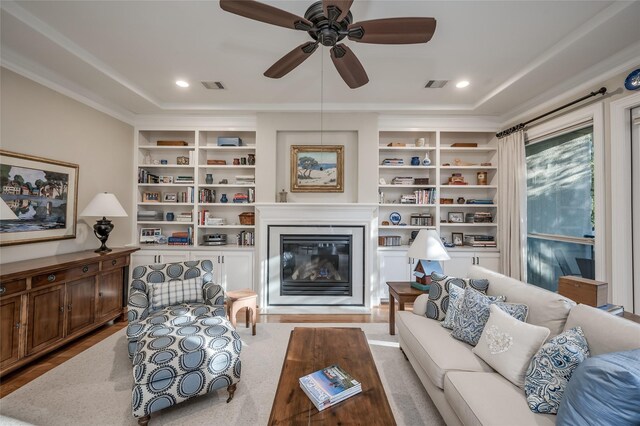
[{"left": 268, "top": 327, "right": 396, "bottom": 425}]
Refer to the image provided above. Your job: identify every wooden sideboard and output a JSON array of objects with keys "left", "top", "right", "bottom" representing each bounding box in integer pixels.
[{"left": 0, "top": 247, "right": 138, "bottom": 376}]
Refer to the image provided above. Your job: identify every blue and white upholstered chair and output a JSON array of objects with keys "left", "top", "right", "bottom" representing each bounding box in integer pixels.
[{"left": 126, "top": 260, "right": 242, "bottom": 425}]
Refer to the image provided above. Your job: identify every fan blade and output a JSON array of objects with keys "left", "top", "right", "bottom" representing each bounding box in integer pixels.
[
  {"left": 330, "top": 44, "right": 369, "bottom": 89},
  {"left": 348, "top": 17, "right": 436, "bottom": 44},
  {"left": 323, "top": 0, "right": 353, "bottom": 23},
  {"left": 220, "top": 0, "right": 313, "bottom": 31},
  {"left": 264, "top": 42, "right": 319, "bottom": 79}
]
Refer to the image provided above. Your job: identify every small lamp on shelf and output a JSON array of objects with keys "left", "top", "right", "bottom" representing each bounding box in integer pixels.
[
  {"left": 80, "top": 192, "right": 127, "bottom": 253},
  {"left": 407, "top": 229, "right": 450, "bottom": 291}
]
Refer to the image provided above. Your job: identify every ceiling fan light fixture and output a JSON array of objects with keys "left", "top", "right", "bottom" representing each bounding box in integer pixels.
[
  {"left": 455, "top": 80, "right": 470, "bottom": 89},
  {"left": 176, "top": 80, "right": 190, "bottom": 88}
]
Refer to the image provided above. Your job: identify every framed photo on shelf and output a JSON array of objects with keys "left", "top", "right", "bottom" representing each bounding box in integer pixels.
[
  {"left": 448, "top": 212, "right": 464, "bottom": 223},
  {"left": 140, "top": 227, "right": 162, "bottom": 243},
  {"left": 163, "top": 192, "right": 177, "bottom": 202},
  {"left": 0, "top": 150, "right": 79, "bottom": 246},
  {"left": 159, "top": 176, "right": 173, "bottom": 184},
  {"left": 290, "top": 145, "right": 344, "bottom": 193},
  {"left": 143, "top": 192, "right": 160, "bottom": 202},
  {"left": 452, "top": 232, "right": 464, "bottom": 246}
]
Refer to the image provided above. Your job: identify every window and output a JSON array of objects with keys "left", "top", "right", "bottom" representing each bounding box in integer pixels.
[{"left": 526, "top": 125, "right": 595, "bottom": 291}]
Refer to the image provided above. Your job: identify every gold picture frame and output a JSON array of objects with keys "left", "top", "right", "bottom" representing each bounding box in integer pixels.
[
  {"left": 0, "top": 150, "right": 79, "bottom": 246},
  {"left": 290, "top": 145, "right": 344, "bottom": 193}
]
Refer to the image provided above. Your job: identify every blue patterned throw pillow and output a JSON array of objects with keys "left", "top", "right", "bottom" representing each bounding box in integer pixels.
[
  {"left": 426, "top": 272, "right": 490, "bottom": 321},
  {"left": 451, "top": 287, "right": 527, "bottom": 346},
  {"left": 524, "top": 327, "right": 590, "bottom": 414},
  {"left": 442, "top": 286, "right": 506, "bottom": 330}
]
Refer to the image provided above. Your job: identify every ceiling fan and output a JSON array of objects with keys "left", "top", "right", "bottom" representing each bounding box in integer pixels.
[{"left": 219, "top": 0, "right": 436, "bottom": 89}]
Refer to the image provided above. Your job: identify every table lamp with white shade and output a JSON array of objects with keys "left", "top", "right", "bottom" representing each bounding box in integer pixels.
[
  {"left": 80, "top": 192, "right": 127, "bottom": 253},
  {"left": 407, "top": 229, "right": 450, "bottom": 290}
]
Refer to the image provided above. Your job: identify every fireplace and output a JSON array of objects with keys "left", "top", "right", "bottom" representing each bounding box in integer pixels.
[
  {"left": 280, "top": 234, "right": 352, "bottom": 296},
  {"left": 267, "top": 225, "right": 364, "bottom": 306}
]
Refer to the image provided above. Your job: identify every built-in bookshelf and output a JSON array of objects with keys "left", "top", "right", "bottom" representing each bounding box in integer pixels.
[
  {"left": 135, "top": 130, "right": 256, "bottom": 248},
  {"left": 378, "top": 130, "right": 498, "bottom": 251}
]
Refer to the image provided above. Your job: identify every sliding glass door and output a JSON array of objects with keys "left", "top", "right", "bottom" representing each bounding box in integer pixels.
[
  {"left": 526, "top": 125, "right": 595, "bottom": 291},
  {"left": 632, "top": 107, "right": 640, "bottom": 312}
]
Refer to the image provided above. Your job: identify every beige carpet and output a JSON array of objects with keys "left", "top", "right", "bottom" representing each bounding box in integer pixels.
[{"left": 0, "top": 323, "right": 444, "bottom": 426}]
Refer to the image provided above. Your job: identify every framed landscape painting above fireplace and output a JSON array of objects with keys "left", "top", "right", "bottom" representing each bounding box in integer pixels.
[
  {"left": 290, "top": 145, "right": 344, "bottom": 192},
  {"left": 0, "top": 150, "right": 79, "bottom": 246}
]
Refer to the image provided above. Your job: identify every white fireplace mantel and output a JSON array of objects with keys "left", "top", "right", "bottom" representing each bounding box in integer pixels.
[{"left": 255, "top": 203, "right": 378, "bottom": 314}]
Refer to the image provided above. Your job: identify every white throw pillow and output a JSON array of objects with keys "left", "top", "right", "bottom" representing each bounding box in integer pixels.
[
  {"left": 412, "top": 294, "right": 429, "bottom": 316},
  {"left": 473, "top": 305, "right": 550, "bottom": 388}
]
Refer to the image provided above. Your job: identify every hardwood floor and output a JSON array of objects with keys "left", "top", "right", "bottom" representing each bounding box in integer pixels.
[{"left": 0, "top": 304, "right": 393, "bottom": 398}]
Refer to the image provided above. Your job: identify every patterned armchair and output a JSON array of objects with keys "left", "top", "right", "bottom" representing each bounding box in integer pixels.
[
  {"left": 126, "top": 260, "right": 242, "bottom": 425},
  {"left": 126, "top": 260, "right": 225, "bottom": 358}
]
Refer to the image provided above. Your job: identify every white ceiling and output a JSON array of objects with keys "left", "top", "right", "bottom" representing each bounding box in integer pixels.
[{"left": 2, "top": 0, "right": 640, "bottom": 122}]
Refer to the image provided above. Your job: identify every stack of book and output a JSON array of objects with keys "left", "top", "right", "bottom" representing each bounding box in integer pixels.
[
  {"left": 414, "top": 188, "right": 435, "bottom": 204},
  {"left": 466, "top": 199, "right": 493, "bottom": 204},
  {"left": 177, "top": 187, "right": 194, "bottom": 203},
  {"left": 381, "top": 158, "right": 404, "bottom": 166},
  {"left": 176, "top": 176, "right": 194, "bottom": 184},
  {"left": 299, "top": 365, "right": 361, "bottom": 412},
  {"left": 176, "top": 212, "right": 192, "bottom": 222},
  {"left": 391, "top": 176, "right": 413, "bottom": 185},
  {"left": 235, "top": 175, "right": 255, "bottom": 185},
  {"left": 168, "top": 229, "right": 192, "bottom": 246},
  {"left": 199, "top": 188, "right": 215, "bottom": 203},
  {"left": 463, "top": 235, "right": 496, "bottom": 247},
  {"left": 465, "top": 212, "right": 493, "bottom": 223}
]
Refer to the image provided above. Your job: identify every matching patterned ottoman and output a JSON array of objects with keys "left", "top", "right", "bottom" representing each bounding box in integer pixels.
[{"left": 131, "top": 315, "right": 242, "bottom": 425}]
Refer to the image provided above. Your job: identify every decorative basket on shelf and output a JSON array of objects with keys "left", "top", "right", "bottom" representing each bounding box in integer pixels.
[{"left": 239, "top": 212, "right": 255, "bottom": 225}]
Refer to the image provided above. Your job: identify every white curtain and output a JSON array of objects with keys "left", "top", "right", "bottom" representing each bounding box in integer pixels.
[{"left": 498, "top": 130, "right": 527, "bottom": 280}]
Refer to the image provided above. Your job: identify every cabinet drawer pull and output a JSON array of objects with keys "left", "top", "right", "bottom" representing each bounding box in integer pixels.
[
  {"left": 59, "top": 306, "right": 64, "bottom": 312},
  {"left": 68, "top": 304, "right": 72, "bottom": 311},
  {"left": 112, "top": 259, "right": 117, "bottom": 266},
  {"left": 0, "top": 287, "right": 5, "bottom": 295},
  {"left": 48, "top": 274, "right": 56, "bottom": 282},
  {"left": 15, "top": 322, "right": 20, "bottom": 329},
  {"left": 82, "top": 266, "right": 89, "bottom": 273}
]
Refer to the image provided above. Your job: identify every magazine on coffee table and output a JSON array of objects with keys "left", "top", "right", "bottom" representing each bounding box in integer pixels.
[{"left": 299, "top": 364, "right": 362, "bottom": 411}]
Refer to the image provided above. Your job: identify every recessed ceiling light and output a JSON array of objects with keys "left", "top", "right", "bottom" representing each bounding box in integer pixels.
[
  {"left": 456, "top": 80, "right": 470, "bottom": 89},
  {"left": 176, "top": 80, "right": 189, "bottom": 88}
]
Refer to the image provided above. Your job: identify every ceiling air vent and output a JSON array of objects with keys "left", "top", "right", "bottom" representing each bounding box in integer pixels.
[
  {"left": 424, "top": 80, "right": 448, "bottom": 89},
  {"left": 201, "top": 81, "right": 226, "bottom": 90}
]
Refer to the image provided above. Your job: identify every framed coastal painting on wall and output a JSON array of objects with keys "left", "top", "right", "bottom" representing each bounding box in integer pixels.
[
  {"left": 290, "top": 145, "right": 344, "bottom": 192},
  {"left": 0, "top": 150, "right": 79, "bottom": 246}
]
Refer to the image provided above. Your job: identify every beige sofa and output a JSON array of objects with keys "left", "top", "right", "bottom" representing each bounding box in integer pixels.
[{"left": 397, "top": 265, "right": 640, "bottom": 426}]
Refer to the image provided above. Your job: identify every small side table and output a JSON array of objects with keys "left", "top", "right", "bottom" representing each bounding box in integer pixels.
[
  {"left": 227, "top": 289, "right": 258, "bottom": 335},
  {"left": 386, "top": 281, "right": 428, "bottom": 335}
]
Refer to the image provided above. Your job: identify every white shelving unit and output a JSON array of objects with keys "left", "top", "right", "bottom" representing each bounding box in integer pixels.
[
  {"left": 134, "top": 129, "right": 256, "bottom": 249},
  {"left": 378, "top": 130, "right": 499, "bottom": 251}
]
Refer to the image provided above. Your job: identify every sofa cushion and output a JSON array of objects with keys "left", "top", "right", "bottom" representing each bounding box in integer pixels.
[
  {"left": 563, "top": 304, "right": 640, "bottom": 355},
  {"left": 426, "top": 272, "right": 489, "bottom": 321},
  {"left": 468, "top": 265, "right": 574, "bottom": 337},
  {"left": 396, "top": 311, "right": 493, "bottom": 389},
  {"left": 441, "top": 284, "right": 465, "bottom": 329},
  {"left": 473, "top": 305, "right": 550, "bottom": 388},
  {"left": 451, "top": 287, "right": 528, "bottom": 346},
  {"left": 556, "top": 349, "right": 640, "bottom": 426},
  {"left": 524, "top": 327, "right": 590, "bottom": 414},
  {"left": 444, "top": 371, "right": 557, "bottom": 426},
  {"left": 148, "top": 277, "right": 205, "bottom": 311},
  {"left": 412, "top": 294, "right": 429, "bottom": 316}
]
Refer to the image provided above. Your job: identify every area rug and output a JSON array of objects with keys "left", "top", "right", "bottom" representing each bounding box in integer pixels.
[{"left": 0, "top": 323, "right": 444, "bottom": 425}]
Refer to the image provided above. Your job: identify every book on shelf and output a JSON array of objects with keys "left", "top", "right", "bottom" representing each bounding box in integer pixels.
[
  {"left": 466, "top": 199, "right": 494, "bottom": 204},
  {"left": 381, "top": 158, "right": 404, "bottom": 166},
  {"left": 236, "top": 230, "right": 255, "bottom": 246},
  {"left": 463, "top": 235, "right": 496, "bottom": 247},
  {"left": 299, "top": 364, "right": 361, "bottom": 411},
  {"left": 378, "top": 235, "right": 401, "bottom": 246},
  {"left": 391, "top": 177, "right": 413, "bottom": 185}
]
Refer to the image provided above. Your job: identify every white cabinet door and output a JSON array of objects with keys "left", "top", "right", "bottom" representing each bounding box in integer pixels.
[
  {"left": 191, "top": 250, "right": 254, "bottom": 292},
  {"left": 378, "top": 249, "right": 412, "bottom": 300},
  {"left": 131, "top": 251, "right": 191, "bottom": 269},
  {"left": 477, "top": 253, "right": 500, "bottom": 273},
  {"left": 220, "top": 251, "right": 254, "bottom": 292},
  {"left": 444, "top": 251, "right": 501, "bottom": 277}
]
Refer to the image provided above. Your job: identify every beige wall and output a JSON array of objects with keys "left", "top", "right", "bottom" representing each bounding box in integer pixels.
[{"left": 0, "top": 68, "right": 134, "bottom": 263}]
